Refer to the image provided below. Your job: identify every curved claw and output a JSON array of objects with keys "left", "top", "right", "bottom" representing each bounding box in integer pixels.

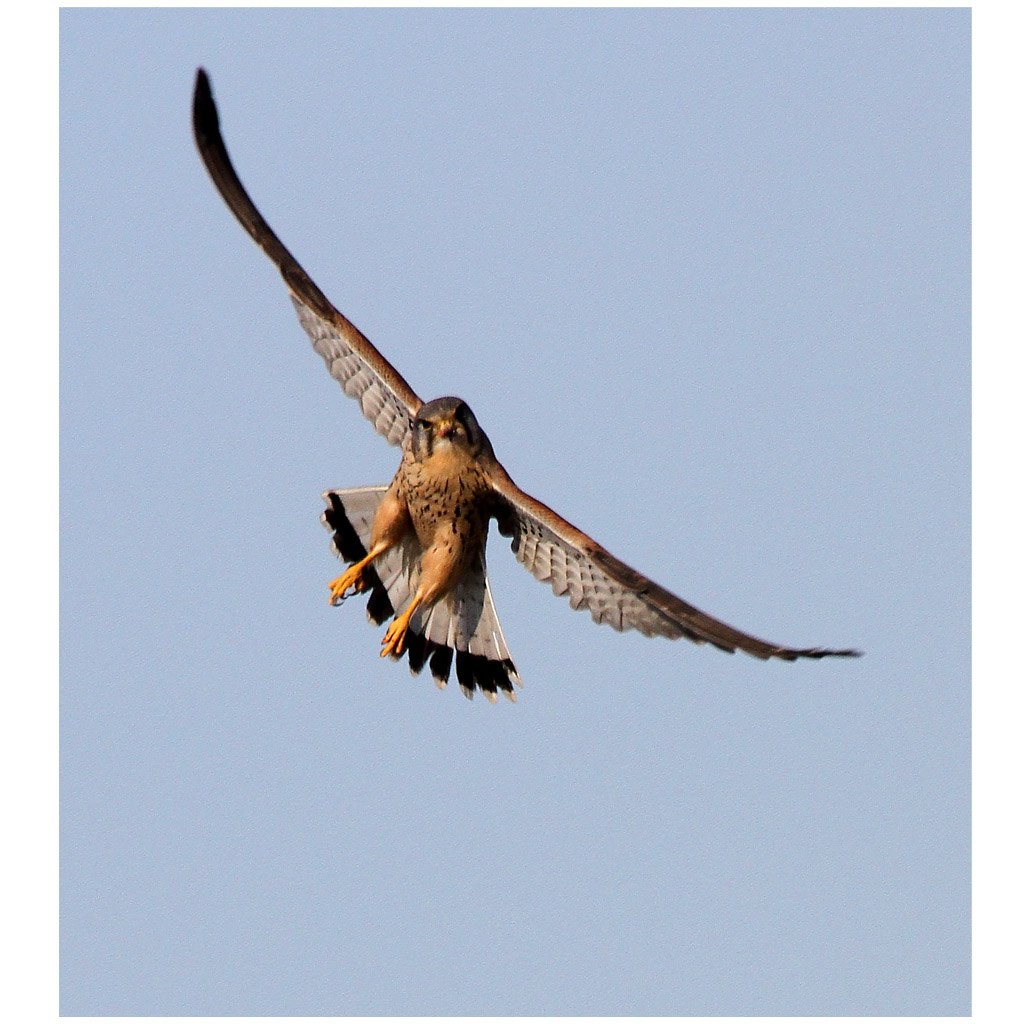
[
  {"left": 328, "top": 566, "right": 368, "bottom": 606},
  {"left": 380, "top": 618, "right": 408, "bottom": 659},
  {"left": 379, "top": 596, "right": 422, "bottom": 658},
  {"left": 328, "top": 540, "right": 392, "bottom": 607}
]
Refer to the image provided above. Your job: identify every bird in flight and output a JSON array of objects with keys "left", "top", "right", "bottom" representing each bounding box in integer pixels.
[{"left": 192, "top": 68, "right": 860, "bottom": 702}]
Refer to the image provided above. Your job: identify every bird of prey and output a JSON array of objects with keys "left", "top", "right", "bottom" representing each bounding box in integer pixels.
[{"left": 192, "top": 69, "right": 860, "bottom": 703}]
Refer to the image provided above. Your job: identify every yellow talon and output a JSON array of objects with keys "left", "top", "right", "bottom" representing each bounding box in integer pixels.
[
  {"left": 327, "top": 565, "right": 367, "bottom": 605},
  {"left": 328, "top": 540, "right": 392, "bottom": 606},
  {"left": 380, "top": 620, "right": 407, "bottom": 658},
  {"left": 380, "top": 597, "right": 421, "bottom": 658}
]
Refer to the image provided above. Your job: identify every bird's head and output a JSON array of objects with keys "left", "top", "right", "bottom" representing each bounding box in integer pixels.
[{"left": 410, "top": 397, "right": 493, "bottom": 462}]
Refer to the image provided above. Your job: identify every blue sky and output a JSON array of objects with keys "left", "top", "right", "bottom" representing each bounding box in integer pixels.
[{"left": 60, "top": 8, "right": 969, "bottom": 1016}]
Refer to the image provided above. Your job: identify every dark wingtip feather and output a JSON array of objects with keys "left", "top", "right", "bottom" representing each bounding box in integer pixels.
[
  {"left": 807, "top": 647, "right": 863, "bottom": 659},
  {"left": 191, "top": 69, "right": 223, "bottom": 156},
  {"left": 192, "top": 68, "right": 214, "bottom": 123},
  {"left": 765, "top": 645, "right": 863, "bottom": 662}
]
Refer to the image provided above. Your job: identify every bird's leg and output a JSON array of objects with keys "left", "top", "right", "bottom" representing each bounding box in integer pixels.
[
  {"left": 329, "top": 485, "right": 411, "bottom": 606},
  {"left": 328, "top": 539, "right": 391, "bottom": 605},
  {"left": 379, "top": 533, "right": 464, "bottom": 659}
]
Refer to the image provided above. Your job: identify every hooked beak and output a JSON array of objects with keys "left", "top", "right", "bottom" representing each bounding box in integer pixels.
[{"left": 436, "top": 418, "right": 455, "bottom": 439}]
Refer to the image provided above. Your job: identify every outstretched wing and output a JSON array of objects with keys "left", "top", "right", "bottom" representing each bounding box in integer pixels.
[
  {"left": 487, "top": 466, "right": 861, "bottom": 662},
  {"left": 192, "top": 68, "right": 421, "bottom": 447}
]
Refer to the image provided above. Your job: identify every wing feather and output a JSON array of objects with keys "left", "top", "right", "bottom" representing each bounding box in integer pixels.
[
  {"left": 487, "top": 465, "right": 861, "bottom": 662},
  {"left": 192, "top": 68, "right": 421, "bottom": 447}
]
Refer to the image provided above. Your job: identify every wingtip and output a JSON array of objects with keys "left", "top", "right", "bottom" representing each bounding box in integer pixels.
[
  {"left": 193, "top": 66, "right": 210, "bottom": 105},
  {"left": 801, "top": 646, "right": 864, "bottom": 660},
  {"left": 192, "top": 67, "right": 218, "bottom": 139}
]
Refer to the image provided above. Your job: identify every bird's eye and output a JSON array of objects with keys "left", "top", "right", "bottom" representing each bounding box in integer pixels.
[{"left": 414, "top": 417, "right": 431, "bottom": 431}]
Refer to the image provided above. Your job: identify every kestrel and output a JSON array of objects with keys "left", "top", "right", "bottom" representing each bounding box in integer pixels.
[{"left": 192, "top": 69, "right": 860, "bottom": 703}]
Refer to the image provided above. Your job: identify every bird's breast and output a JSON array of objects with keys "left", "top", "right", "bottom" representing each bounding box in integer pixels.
[{"left": 402, "top": 451, "right": 491, "bottom": 550}]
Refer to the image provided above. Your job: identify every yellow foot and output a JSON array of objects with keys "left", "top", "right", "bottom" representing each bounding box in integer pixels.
[
  {"left": 327, "top": 565, "right": 369, "bottom": 606},
  {"left": 380, "top": 613, "right": 412, "bottom": 659}
]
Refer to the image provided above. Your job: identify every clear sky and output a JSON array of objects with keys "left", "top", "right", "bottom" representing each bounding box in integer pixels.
[{"left": 60, "top": 8, "right": 970, "bottom": 1017}]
